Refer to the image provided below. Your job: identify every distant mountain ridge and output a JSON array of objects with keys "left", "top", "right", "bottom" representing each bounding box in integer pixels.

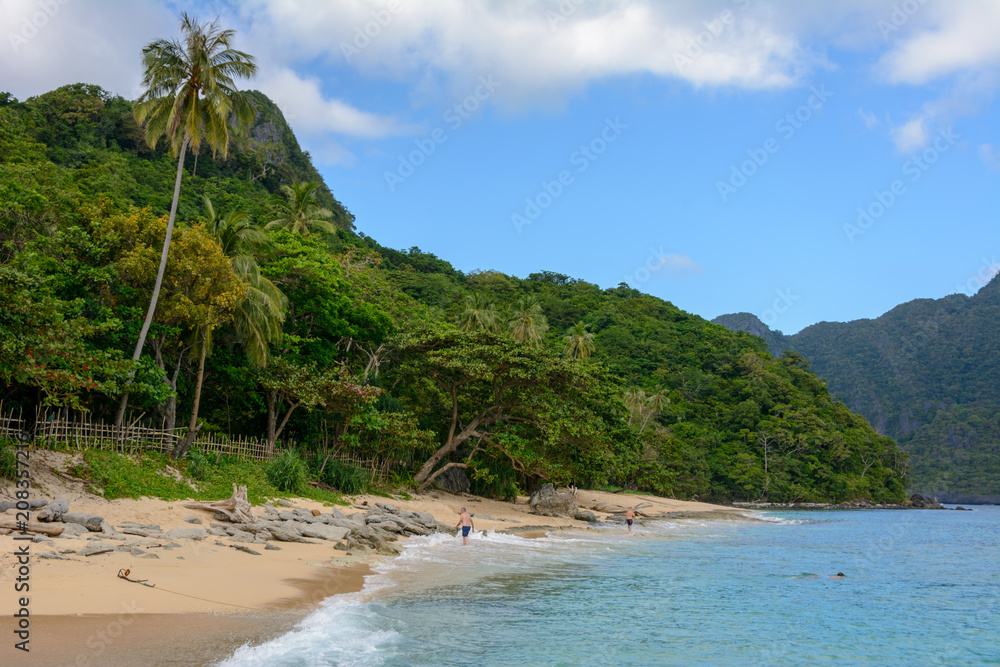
[{"left": 713, "top": 277, "right": 1000, "bottom": 502}]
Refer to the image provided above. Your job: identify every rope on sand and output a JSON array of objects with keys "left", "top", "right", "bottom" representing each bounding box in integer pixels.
[{"left": 117, "top": 568, "right": 261, "bottom": 611}]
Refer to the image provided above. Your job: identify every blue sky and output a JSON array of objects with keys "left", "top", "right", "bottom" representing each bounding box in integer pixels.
[{"left": 2, "top": 0, "right": 998, "bottom": 333}]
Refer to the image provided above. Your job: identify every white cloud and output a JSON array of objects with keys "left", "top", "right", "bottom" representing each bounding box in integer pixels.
[
  {"left": 256, "top": 67, "right": 418, "bottom": 165},
  {"left": 658, "top": 254, "right": 703, "bottom": 276},
  {"left": 0, "top": 0, "right": 170, "bottom": 99},
  {"left": 889, "top": 117, "right": 928, "bottom": 152},
  {"left": 258, "top": 68, "right": 414, "bottom": 138},
  {"left": 244, "top": 0, "right": 817, "bottom": 109},
  {"left": 879, "top": 1, "right": 1000, "bottom": 84},
  {"left": 980, "top": 144, "right": 1000, "bottom": 171}
]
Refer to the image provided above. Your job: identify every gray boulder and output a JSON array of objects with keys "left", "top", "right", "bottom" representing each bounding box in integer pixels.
[
  {"left": 61, "top": 513, "right": 105, "bottom": 531},
  {"left": 528, "top": 483, "right": 579, "bottom": 518},
  {"left": 300, "top": 524, "right": 351, "bottom": 541},
  {"left": 184, "top": 515, "right": 203, "bottom": 524},
  {"left": 227, "top": 531, "right": 259, "bottom": 544},
  {"left": 279, "top": 510, "right": 321, "bottom": 523},
  {"left": 37, "top": 498, "right": 69, "bottom": 522},
  {"left": 0, "top": 499, "right": 49, "bottom": 512},
  {"left": 436, "top": 467, "right": 470, "bottom": 494},
  {"left": 59, "top": 523, "right": 89, "bottom": 538},
  {"left": 165, "top": 528, "right": 208, "bottom": 541},
  {"left": 267, "top": 523, "right": 317, "bottom": 543},
  {"left": 574, "top": 510, "right": 600, "bottom": 523}
]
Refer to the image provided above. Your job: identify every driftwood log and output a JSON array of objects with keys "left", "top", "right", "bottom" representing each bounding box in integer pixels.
[
  {"left": 0, "top": 518, "right": 65, "bottom": 536},
  {"left": 182, "top": 483, "right": 255, "bottom": 523}
]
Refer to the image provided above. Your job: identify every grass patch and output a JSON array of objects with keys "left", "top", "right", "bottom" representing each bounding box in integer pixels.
[
  {"left": 0, "top": 439, "right": 18, "bottom": 482},
  {"left": 67, "top": 449, "right": 348, "bottom": 505}
]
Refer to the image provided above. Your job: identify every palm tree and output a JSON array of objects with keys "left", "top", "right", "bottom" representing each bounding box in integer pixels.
[
  {"left": 204, "top": 196, "right": 287, "bottom": 367},
  {"left": 563, "top": 321, "right": 595, "bottom": 359},
  {"left": 172, "top": 198, "right": 287, "bottom": 460},
  {"left": 458, "top": 292, "right": 499, "bottom": 333},
  {"left": 265, "top": 182, "right": 337, "bottom": 237},
  {"left": 117, "top": 13, "right": 257, "bottom": 427},
  {"left": 507, "top": 295, "right": 549, "bottom": 348}
]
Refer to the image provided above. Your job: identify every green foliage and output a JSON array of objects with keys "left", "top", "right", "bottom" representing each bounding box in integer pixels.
[
  {"left": 68, "top": 449, "right": 346, "bottom": 504},
  {"left": 184, "top": 447, "right": 210, "bottom": 480},
  {"left": 0, "top": 79, "right": 914, "bottom": 506},
  {"left": 312, "top": 454, "right": 369, "bottom": 494},
  {"left": 0, "top": 439, "right": 18, "bottom": 482},
  {"left": 266, "top": 449, "right": 308, "bottom": 493},
  {"left": 715, "top": 279, "right": 1000, "bottom": 500}
]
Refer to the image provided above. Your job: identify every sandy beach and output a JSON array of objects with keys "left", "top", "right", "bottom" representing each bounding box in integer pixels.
[{"left": 1, "top": 451, "right": 738, "bottom": 665}]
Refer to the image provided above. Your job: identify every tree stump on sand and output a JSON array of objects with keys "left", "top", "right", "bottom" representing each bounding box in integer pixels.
[{"left": 182, "top": 484, "right": 255, "bottom": 523}]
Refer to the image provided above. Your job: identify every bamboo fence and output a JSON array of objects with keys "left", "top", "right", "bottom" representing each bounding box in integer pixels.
[
  {"left": 0, "top": 407, "right": 401, "bottom": 485},
  {"left": 0, "top": 406, "right": 279, "bottom": 460}
]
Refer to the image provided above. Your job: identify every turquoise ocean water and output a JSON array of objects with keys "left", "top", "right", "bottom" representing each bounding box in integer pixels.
[{"left": 222, "top": 505, "right": 999, "bottom": 666}]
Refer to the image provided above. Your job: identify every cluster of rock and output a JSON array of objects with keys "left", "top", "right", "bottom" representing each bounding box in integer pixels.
[
  {"left": 527, "top": 484, "right": 653, "bottom": 524},
  {"left": 732, "top": 494, "right": 949, "bottom": 510},
  {"left": 907, "top": 494, "right": 945, "bottom": 509},
  {"left": 239, "top": 501, "right": 456, "bottom": 556},
  {"left": 3, "top": 496, "right": 455, "bottom": 559}
]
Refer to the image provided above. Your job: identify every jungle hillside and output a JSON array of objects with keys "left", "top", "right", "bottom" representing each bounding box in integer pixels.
[{"left": 0, "top": 82, "right": 909, "bottom": 504}]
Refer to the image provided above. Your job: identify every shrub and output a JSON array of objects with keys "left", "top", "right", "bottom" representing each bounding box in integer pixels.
[
  {"left": 267, "top": 449, "right": 308, "bottom": 494},
  {"left": 185, "top": 448, "right": 210, "bottom": 481},
  {"left": 0, "top": 439, "right": 18, "bottom": 482},
  {"left": 325, "top": 459, "right": 369, "bottom": 495},
  {"left": 310, "top": 453, "right": 369, "bottom": 494}
]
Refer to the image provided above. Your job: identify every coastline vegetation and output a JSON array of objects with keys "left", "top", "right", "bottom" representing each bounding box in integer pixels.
[{"left": 0, "top": 16, "right": 909, "bottom": 505}]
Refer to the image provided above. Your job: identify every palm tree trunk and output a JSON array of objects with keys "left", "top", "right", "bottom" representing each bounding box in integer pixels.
[
  {"left": 266, "top": 390, "right": 277, "bottom": 455},
  {"left": 116, "top": 136, "right": 189, "bottom": 428},
  {"left": 172, "top": 326, "right": 208, "bottom": 459}
]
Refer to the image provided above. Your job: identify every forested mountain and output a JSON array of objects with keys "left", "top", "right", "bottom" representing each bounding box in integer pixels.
[
  {"left": 1, "top": 83, "right": 909, "bottom": 504},
  {"left": 713, "top": 279, "right": 1000, "bottom": 502}
]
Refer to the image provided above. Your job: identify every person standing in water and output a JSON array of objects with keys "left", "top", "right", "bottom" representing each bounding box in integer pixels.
[
  {"left": 625, "top": 507, "right": 635, "bottom": 534},
  {"left": 456, "top": 508, "right": 475, "bottom": 545}
]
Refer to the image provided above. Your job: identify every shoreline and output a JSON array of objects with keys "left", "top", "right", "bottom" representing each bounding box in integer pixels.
[{"left": 1, "top": 458, "right": 742, "bottom": 665}]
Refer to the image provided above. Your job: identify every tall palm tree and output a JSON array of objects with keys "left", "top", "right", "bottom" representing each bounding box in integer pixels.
[
  {"left": 203, "top": 196, "right": 287, "bottom": 367},
  {"left": 265, "top": 182, "right": 337, "bottom": 237},
  {"left": 458, "top": 292, "right": 500, "bottom": 333},
  {"left": 117, "top": 13, "right": 257, "bottom": 427},
  {"left": 507, "top": 295, "right": 549, "bottom": 348},
  {"left": 563, "top": 321, "right": 595, "bottom": 359}
]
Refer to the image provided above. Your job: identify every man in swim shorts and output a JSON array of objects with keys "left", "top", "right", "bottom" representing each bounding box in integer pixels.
[
  {"left": 625, "top": 506, "right": 635, "bottom": 533},
  {"left": 456, "top": 507, "right": 475, "bottom": 546}
]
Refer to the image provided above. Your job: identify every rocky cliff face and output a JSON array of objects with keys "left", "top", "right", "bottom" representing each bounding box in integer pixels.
[{"left": 713, "top": 275, "right": 1000, "bottom": 502}]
